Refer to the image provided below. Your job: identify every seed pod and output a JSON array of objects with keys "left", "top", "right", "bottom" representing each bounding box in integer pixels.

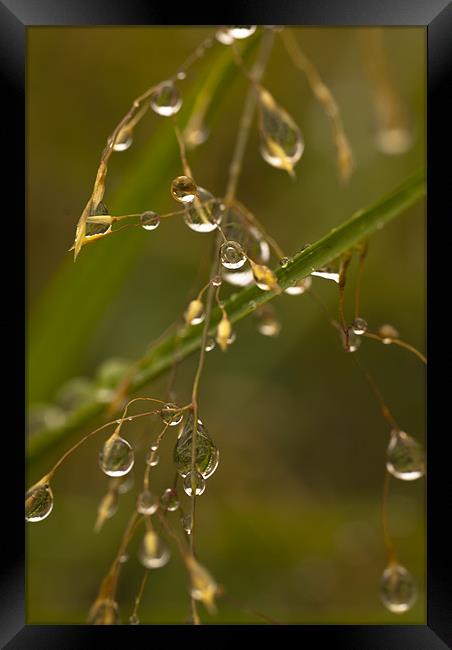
[
  {"left": 185, "top": 299, "right": 205, "bottom": 326},
  {"left": 216, "top": 312, "right": 232, "bottom": 351}
]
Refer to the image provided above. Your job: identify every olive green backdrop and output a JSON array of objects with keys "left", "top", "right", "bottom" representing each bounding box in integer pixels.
[{"left": 27, "top": 27, "right": 425, "bottom": 624}]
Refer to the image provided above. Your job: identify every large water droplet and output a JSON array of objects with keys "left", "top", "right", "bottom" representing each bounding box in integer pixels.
[
  {"left": 99, "top": 436, "right": 134, "bottom": 477},
  {"left": 380, "top": 563, "right": 417, "bottom": 613},
  {"left": 174, "top": 414, "right": 219, "bottom": 479},
  {"left": 171, "top": 176, "right": 197, "bottom": 204},
  {"left": 184, "top": 187, "right": 224, "bottom": 233},
  {"left": 351, "top": 317, "right": 368, "bottom": 336},
  {"left": 113, "top": 127, "right": 133, "bottom": 152},
  {"left": 183, "top": 471, "right": 206, "bottom": 496},
  {"left": 138, "top": 531, "right": 170, "bottom": 569},
  {"left": 258, "top": 88, "right": 304, "bottom": 175},
  {"left": 25, "top": 483, "right": 54, "bottom": 522},
  {"left": 150, "top": 81, "right": 182, "bottom": 116},
  {"left": 220, "top": 241, "right": 246, "bottom": 270},
  {"left": 386, "top": 430, "right": 425, "bottom": 480}
]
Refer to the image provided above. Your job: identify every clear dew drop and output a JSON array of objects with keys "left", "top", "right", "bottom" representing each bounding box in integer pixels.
[
  {"left": 174, "top": 413, "right": 219, "bottom": 479},
  {"left": 258, "top": 88, "right": 304, "bottom": 175},
  {"left": 205, "top": 337, "right": 216, "bottom": 352},
  {"left": 138, "top": 530, "right": 170, "bottom": 569},
  {"left": 176, "top": 70, "right": 187, "bottom": 81},
  {"left": 99, "top": 436, "right": 134, "bottom": 477},
  {"left": 221, "top": 218, "right": 270, "bottom": 287},
  {"left": 149, "top": 80, "right": 182, "bottom": 117},
  {"left": 225, "top": 26, "right": 257, "bottom": 39},
  {"left": 145, "top": 448, "right": 160, "bottom": 467},
  {"left": 284, "top": 276, "right": 312, "bottom": 295},
  {"left": 183, "top": 471, "right": 206, "bottom": 496},
  {"left": 256, "top": 313, "right": 281, "bottom": 337},
  {"left": 279, "top": 256, "right": 290, "bottom": 268},
  {"left": 184, "top": 187, "right": 224, "bottom": 233},
  {"left": 136, "top": 490, "right": 159, "bottom": 515},
  {"left": 160, "top": 403, "right": 183, "bottom": 426},
  {"left": 113, "top": 127, "right": 133, "bottom": 152},
  {"left": 345, "top": 328, "right": 362, "bottom": 353},
  {"left": 140, "top": 211, "right": 160, "bottom": 231},
  {"left": 211, "top": 274, "right": 222, "bottom": 287},
  {"left": 88, "top": 599, "right": 119, "bottom": 625},
  {"left": 351, "top": 317, "right": 368, "bottom": 336},
  {"left": 220, "top": 240, "right": 247, "bottom": 270},
  {"left": 380, "top": 563, "right": 417, "bottom": 613},
  {"left": 160, "top": 488, "right": 180, "bottom": 512},
  {"left": 386, "top": 430, "right": 425, "bottom": 480},
  {"left": 25, "top": 483, "right": 54, "bottom": 522},
  {"left": 171, "top": 175, "right": 198, "bottom": 204}
]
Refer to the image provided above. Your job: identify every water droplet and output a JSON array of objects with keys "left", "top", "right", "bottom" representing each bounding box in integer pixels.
[
  {"left": 258, "top": 88, "right": 304, "bottom": 175},
  {"left": 211, "top": 274, "right": 222, "bottom": 287},
  {"left": 113, "top": 127, "right": 133, "bottom": 152},
  {"left": 174, "top": 413, "right": 219, "bottom": 479},
  {"left": 344, "top": 328, "right": 361, "bottom": 353},
  {"left": 160, "top": 488, "right": 180, "bottom": 512},
  {"left": 150, "top": 444, "right": 158, "bottom": 451},
  {"left": 176, "top": 70, "right": 187, "bottom": 81},
  {"left": 184, "top": 299, "right": 205, "bottom": 326},
  {"left": 145, "top": 448, "right": 160, "bottom": 467},
  {"left": 149, "top": 80, "right": 182, "bottom": 116},
  {"left": 137, "top": 490, "right": 159, "bottom": 515},
  {"left": 184, "top": 187, "right": 224, "bottom": 233},
  {"left": 138, "top": 530, "right": 170, "bottom": 569},
  {"left": 85, "top": 220, "right": 112, "bottom": 238},
  {"left": 215, "top": 29, "right": 235, "bottom": 45},
  {"left": 221, "top": 217, "right": 270, "bottom": 287},
  {"left": 205, "top": 337, "right": 216, "bottom": 352},
  {"left": 160, "top": 403, "right": 184, "bottom": 426},
  {"left": 220, "top": 241, "right": 247, "bottom": 270},
  {"left": 284, "top": 276, "right": 312, "bottom": 295},
  {"left": 129, "top": 613, "right": 140, "bottom": 625},
  {"left": 88, "top": 599, "right": 119, "bottom": 625},
  {"left": 380, "top": 563, "right": 417, "bottom": 613},
  {"left": 225, "top": 26, "right": 257, "bottom": 39},
  {"left": 351, "top": 317, "right": 368, "bottom": 336},
  {"left": 183, "top": 471, "right": 206, "bottom": 496},
  {"left": 171, "top": 175, "right": 197, "bottom": 204},
  {"left": 386, "top": 430, "right": 425, "bottom": 480},
  {"left": 140, "top": 211, "right": 160, "bottom": 231},
  {"left": 25, "top": 483, "right": 53, "bottom": 522},
  {"left": 279, "top": 256, "right": 290, "bottom": 268},
  {"left": 99, "top": 436, "right": 134, "bottom": 477}
]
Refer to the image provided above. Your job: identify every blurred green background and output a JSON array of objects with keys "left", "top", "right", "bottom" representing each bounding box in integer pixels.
[{"left": 27, "top": 27, "right": 426, "bottom": 624}]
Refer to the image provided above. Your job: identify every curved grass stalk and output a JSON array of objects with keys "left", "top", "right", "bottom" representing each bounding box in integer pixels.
[{"left": 27, "top": 170, "right": 425, "bottom": 461}]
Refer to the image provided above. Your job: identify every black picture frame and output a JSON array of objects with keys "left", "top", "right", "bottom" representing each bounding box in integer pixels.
[{"left": 6, "top": 0, "right": 450, "bottom": 646}]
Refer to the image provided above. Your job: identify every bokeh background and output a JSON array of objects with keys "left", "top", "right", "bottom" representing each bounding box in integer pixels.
[{"left": 27, "top": 27, "right": 426, "bottom": 624}]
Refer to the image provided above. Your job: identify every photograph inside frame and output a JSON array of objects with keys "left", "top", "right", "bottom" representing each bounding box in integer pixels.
[{"left": 26, "top": 25, "right": 426, "bottom": 625}]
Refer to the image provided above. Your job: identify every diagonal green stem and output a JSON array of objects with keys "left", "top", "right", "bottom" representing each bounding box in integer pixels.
[{"left": 27, "top": 170, "right": 425, "bottom": 461}]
